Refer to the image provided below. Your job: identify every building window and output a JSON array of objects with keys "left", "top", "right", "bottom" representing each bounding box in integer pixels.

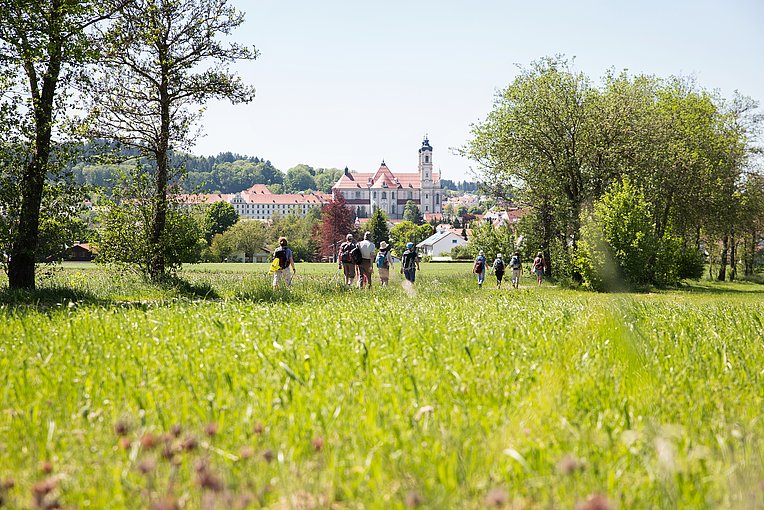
[
  {"left": 355, "top": 191, "right": 360, "bottom": 198},
  {"left": 452, "top": 239, "right": 458, "bottom": 244},
  {"left": 373, "top": 192, "right": 377, "bottom": 198},
  {"left": 408, "top": 192, "right": 412, "bottom": 199},
  {"left": 425, "top": 206, "right": 429, "bottom": 211},
  {"left": 435, "top": 194, "right": 440, "bottom": 204},
  {"left": 391, "top": 192, "right": 395, "bottom": 199},
  {"left": 382, "top": 192, "right": 386, "bottom": 199},
  {"left": 425, "top": 194, "right": 429, "bottom": 199},
  {"left": 425, "top": 155, "right": 429, "bottom": 163}
]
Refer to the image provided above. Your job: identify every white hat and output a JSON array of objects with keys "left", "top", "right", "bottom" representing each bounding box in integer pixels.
[
  {"left": 497, "top": 253, "right": 502, "bottom": 258},
  {"left": 379, "top": 241, "right": 388, "bottom": 249}
]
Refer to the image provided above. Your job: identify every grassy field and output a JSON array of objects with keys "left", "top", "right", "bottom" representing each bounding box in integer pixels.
[{"left": 1, "top": 263, "right": 763, "bottom": 509}]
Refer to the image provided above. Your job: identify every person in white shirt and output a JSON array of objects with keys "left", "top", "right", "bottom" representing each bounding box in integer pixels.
[{"left": 357, "top": 231, "right": 376, "bottom": 289}]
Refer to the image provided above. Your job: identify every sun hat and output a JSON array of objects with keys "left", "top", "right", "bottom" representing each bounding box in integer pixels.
[
  {"left": 497, "top": 253, "right": 502, "bottom": 258},
  {"left": 406, "top": 242, "right": 414, "bottom": 249},
  {"left": 379, "top": 241, "right": 388, "bottom": 249},
  {"left": 346, "top": 233, "right": 354, "bottom": 240}
]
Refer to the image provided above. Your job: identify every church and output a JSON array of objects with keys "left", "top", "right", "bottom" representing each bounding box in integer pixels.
[{"left": 331, "top": 137, "right": 443, "bottom": 219}]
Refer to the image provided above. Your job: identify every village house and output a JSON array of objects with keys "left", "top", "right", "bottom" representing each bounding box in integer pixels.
[
  {"left": 332, "top": 137, "right": 443, "bottom": 219},
  {"left": 417, "top": 229, "right": 469, "bottom": 257}
]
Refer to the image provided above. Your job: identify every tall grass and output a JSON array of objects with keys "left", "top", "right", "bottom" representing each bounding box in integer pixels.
[{"left": 0, "top": 264, "right": 762, "bottom": 509}]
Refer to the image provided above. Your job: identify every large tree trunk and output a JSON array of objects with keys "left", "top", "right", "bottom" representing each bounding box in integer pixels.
[
  {"left": 148, "top": 47, "right": 171, "bottom": 281},
  {"left": 8, "top": 29, "right": 62, "bottom": 290},
  {"left": 717, "top": 234, "right": 728, "bottom": 281},
  {"left": 8, "top": 160, "right": 46, "bottom": 289}
]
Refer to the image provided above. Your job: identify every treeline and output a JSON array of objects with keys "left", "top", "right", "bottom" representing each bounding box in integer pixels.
[
  {"left": 69, "top": 142, "right": 344, "bottom": 194},
  {"left": 463, "top": 56, "right": 764, "bottom": 289},
  {"left": 440, "top": 179, "right": 478, "bottom": 192}
]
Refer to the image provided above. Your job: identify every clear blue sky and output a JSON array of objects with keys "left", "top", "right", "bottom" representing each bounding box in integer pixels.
[{"left": 195, "top": 0, "right": 764, "bottom": 181}]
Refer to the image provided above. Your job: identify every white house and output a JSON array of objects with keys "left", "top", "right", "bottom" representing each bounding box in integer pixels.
[{"left": 417, "top": 230, "right": 468, "bottom": 257}]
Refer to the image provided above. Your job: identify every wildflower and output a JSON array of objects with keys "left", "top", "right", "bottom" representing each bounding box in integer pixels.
[
  {"left": 170, "top": 424, "right": 182, "bottom": 438},
  {"left": 31, "top": 477, "right": 59, "bottom": 506},
  {"left": 138, "top": 458, "right": 156, "bottom": 474},
  {"left": 239, "top": 446, "right": 255, "bottom": 460},
  {"left": 195, "top": 466, "right": 224, "bottom": 492},
  {"left": 114, "top": 419, "right": 130, "bottom": 436},
  {"left": 253, "top": 422, "right": 264, "bottom": 434},
  {"left": 485, "top": 487, "right": 508, "bottom": 507},
  {"left": 181, "top": 436, "right": 198, "bottom": 451},
  {"left": 140, "top": 433, "right": 159, "bottom": 450},
  {"left": 2, "top": 478, "right": 14, "bottom": 490},
  {"left": 262, "top": 449, "right": 274, "bottom": 463},
  {"left": 39, "top": 461, "right": 53, "bottom": 474},
  {"left": 119, "top": 437, "right": 132, "bottom": 450},
  {"left": 556, "top": 454, "right": 583, "bottom": 475},
  {"left": 405, "top": 490, "right": 423, "bottom": 508},
  {"left": 311, "top": 437, "right": 324, "bottom": 452},
  {"left": 151, "top": 496, "right": 180, "bottom": 510},
  {"left": 575, "top": 494, "right": 613, "bottom": 510},
  {"left": 204, "top": 422, "right": 218, "bottom": 437}
]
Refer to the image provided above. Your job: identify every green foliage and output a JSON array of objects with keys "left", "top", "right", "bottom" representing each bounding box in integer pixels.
[
  {"left": 221, "top": 220, "right": 267, "bottom": 260},
  {"left": 367, "top": 208, "right": 390, "bottom": 245},
  {"left": 284, "top": 164, "right": 316, "bottom": 193},
  {"left": 202, "top": 201, "right": 239, "bottom": 243},
  {"left": 593, "top": 178, "right": 656, "bottom": 286},
  {"left": 96, "top": 173, "right": 203, "bottom": 274},
  {"left": 267, "top": 212, "right": 320, "bottom": 262},
  {"left": 389, "top": 221, "right": 432, "bottom": 256},
  {"left": 403, "top": 200, "right": 423, "bottom": 224},
  {"left": 467, "top": 221, "right": 516, "bottom": 262},
  {"left": 463, "top": 56, "right": 762, "bottom": 285}
]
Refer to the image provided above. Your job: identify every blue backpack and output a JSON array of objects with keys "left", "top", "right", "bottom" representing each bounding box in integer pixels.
[{"left": 376, "top": 251, "right": 386, "bottom": 268}]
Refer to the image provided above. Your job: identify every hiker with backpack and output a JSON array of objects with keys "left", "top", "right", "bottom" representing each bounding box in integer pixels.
[
  {"left": 338, "top": 233, "right": 358, "bottom": 286},
  {"left": 509, "top": 250, "right": 522, "bottom": 289},
  {"left": 473, "top": 250, "right": 487, "bottom": 288},
  {"left": 492, "top": 253, "right": 506, "bottom": 288},
  {"left": 272, "top": 237, "right": 295, "bottom": 290},
  {"left": 532, "top": 251, "right": 545, "bottom": 287},
  {"left": 400, "top": 242, "right": 420, "bottom": 283},
  {"left": 376, "top": 240, "right": 394, "bottom": 286},
  {"left": 357, "top": 231, "right": 375, "bottom": 289}
]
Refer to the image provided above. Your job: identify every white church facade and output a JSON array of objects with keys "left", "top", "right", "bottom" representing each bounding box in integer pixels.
[{"left": 332, "top": 137, "right": 443, "bottom": 219}]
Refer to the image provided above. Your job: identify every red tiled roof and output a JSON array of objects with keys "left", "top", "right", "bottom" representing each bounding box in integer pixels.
[
  {"left": 177, "top": 191, "right": 330, "bottom": 206},
  {"left": 332, "top": 165, "right": 440, "bottom": 190}
]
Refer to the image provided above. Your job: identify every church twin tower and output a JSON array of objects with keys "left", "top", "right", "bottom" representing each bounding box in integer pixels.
[{"left": 332, "top": 136, "right": 443, "bottom": 220}]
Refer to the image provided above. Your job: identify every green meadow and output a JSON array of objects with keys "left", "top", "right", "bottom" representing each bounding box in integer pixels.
[{"left": 1, "top": 263, "right": 763, "bottom": 509}]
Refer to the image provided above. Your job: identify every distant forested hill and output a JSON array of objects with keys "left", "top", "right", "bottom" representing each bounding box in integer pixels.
[{"left": 68, "top": 141, "right": 342, "bottom": 194}]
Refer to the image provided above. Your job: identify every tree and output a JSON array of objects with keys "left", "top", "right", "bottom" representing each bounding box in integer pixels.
[
  {"left": 390, "top": 221, "right": 433, "bottom": 257},
  {"left": 223, "top": 219, "right": 266, "bottom": 261},
  {"left": 367, "top": 208, "right": 390, "bottom": 245},
  {"left": 403, "top": 200, "right": 423, "bottom": 224},
  {"left": 317, "top": 192, "right": 355, "bottom": 261},
  {"left": 284, "top": 164, "right": 317, "bottom": 192},
  {"left": 1, "top": 0, "right": 120, "bottom": 289},
  {"left": 98, "top": 173, "right": 204, "bottom": 271},
  {"left": 203, "top": 201, "right": 238, "bottom": 243},
  {"left": 86, "top": 0, "right": 257, "bottom": 281}
]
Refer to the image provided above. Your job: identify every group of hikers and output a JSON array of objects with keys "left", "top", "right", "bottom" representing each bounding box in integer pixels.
[
  {"left": 337, "top": 232, "right": 420, "bottom": 288},
  {"left": 269, "top": 232, "right": 545, "bottom": 290},
  {"left": 472, "top": 250, "right": 545, "bottom": 289}
]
